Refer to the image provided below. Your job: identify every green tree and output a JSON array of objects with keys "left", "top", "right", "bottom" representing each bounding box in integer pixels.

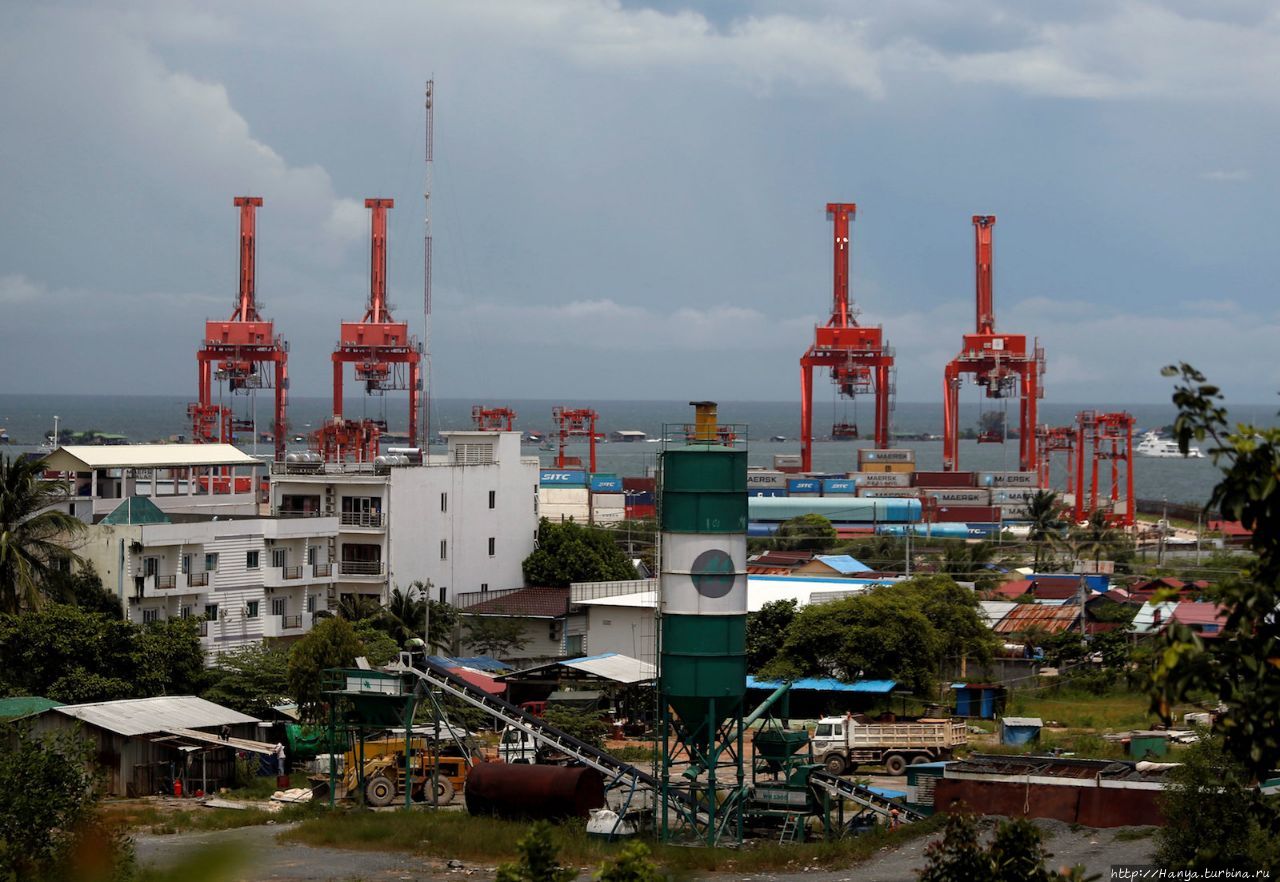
[
  {"left": 495, "top": 820, "right": 575, "bottom": 882},
  {"left": 42, "top": 563, "right": 122, "bottom": 618},
  {"left": 522, "top": 518, "right": 638, "bottom": 587},
  {"left": 1022, "top": 490, "right": 1067, "bottom": 570},
  {"left": 463, "top": 617, "right": 530, "bottom": 659},
  {"left": 773, "top": 513, "right": 837, "bottom": 552},
  {"left": 919, "top": 812, "right": 1091, "bottom": 881},
  {"left": 595, "top": 841, "right": 662, "bottom": 882},
  {"left": 380, "top": 581, "right": 458, "bottom": 651},
  {"left": 0, "top": 454, "right": 85, "bottom": 614},
  {"left": 0, "top": 723, "right": 118, "bottom": 880},
  {"left": 287, "top": 616, "right": 364, "bottom": 717},
  {"left": 542, "top": 705, "right": 608, "bottom": 750},
  {"left": 1154, "top": 731, "right": 1280, "bottom": 871},
  {"left": 352, "top": 621, "right": 400, "bottom": 666},
  {"left": 134, "top": 616, "right": 207, "bottom": 697},
  {"left": 746, "top": 598, "right": 798, "bottom": 672},
  {"left": 202, "top": 643, "right": 292, "bottom": 716},
  {"left": 328, "top": 593, "right": 381, "bottom": 622}
]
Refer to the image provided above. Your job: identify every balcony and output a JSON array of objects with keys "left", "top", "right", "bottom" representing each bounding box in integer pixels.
[
  {"left": 339, "top": 560, "right": 385, "bottom": 579},
  {"left": 264, "top": 563, "right": 337, "bottom": 588},
  {"left": 313, "top": 562, "right": 333, "bottom": 578},
  {"left": 263, "top": 612, "right": 313, "bottom": 638},
  {"left": 186, "top": 571, "right": 210, "bottom": 588},
  {"left": 339, "top": 511, "right": 384, "bottom": 530},
  {"left": 142, "top": 572, "right": 209, "bottom": 596}
]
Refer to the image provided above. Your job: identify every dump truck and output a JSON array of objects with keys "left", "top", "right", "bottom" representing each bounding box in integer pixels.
[
  {"left": 314, "top": 737, "right": 469, "bottom": 806},
  {"left": 810, "top": 713, "right": 968, "bottom": 776}
]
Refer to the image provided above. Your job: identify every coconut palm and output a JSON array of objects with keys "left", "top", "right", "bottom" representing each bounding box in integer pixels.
[
  {"left": 0, "top": 455, "right": 85, "bottom": 614},
  {"left": 1021, "top": 489, "right": 1066, "bottom": 570}
]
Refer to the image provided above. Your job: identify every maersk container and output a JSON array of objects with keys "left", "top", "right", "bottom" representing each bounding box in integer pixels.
[
  {"left": 978, "top": 471, "right": 1038, "bottom": 488},
  {"left": 787, "top": 478, "right": 821, "bottom": 494},
  {"left": 773, "top": 453, "right": 803, "bottom": 470},
  {"left": 931, "top": 505, "right": 1002, "bottom": 523},
  {"left": 541, "top": 469, "right": 587, "bottom": 486},
  {"left": 822, "top": 479, "right": 856, "bottom": 495},
  {"left": 749, "top": 489, "right": 787, "bottom": 497},
  {"left": 849, "top": 472, "right": 912, "bottom": 488},
  {"left": 858, "top": 487, "right": 920, "bottom": 498},
  {"left": 923, "top": 488, "right": 992, "bottom": 505},
  {"left": 748, "top": 496, "right": 921, "bottom": 524},
  {"left": 992, "top": 488, "right": 1037, "bottom": 504},
  {"left": 589, "top": 474, "right": 623, "bottom": 493},
  {"left": 746, "top": 470, "right": 787, "bottom": 490},
  {"left": 914, "top": 471, "right": 977, "bottom": 489},
  {"left": 858, "top": 448, "right": 915, "bottom": 464},
  {"left": 859, "top": 462, "right": 915, "bottom": 474}
]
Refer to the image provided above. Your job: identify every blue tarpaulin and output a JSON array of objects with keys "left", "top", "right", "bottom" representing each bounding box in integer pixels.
[{"left": 746, "top": 676, "right": 898, "bottom": 694}]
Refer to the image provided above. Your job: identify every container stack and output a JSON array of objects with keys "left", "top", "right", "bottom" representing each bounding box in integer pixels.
[
  {"left": 539, "top": 469, "right": 589, "bottom": 523},
  {"left": 623, "top": 476, "right": 656, "bottom": 519},
  {"left": 589, "top": 474, "right": 626, "bottom": 525}
]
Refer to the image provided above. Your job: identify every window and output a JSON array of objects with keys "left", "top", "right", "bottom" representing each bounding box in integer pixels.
[
  {"left": 488, "top": 537, "right": 496, "bottom": 556},
  {"left": 204, "top": 603, "right": 219, "bottom": 621},
  {"left": 142, "top": 556, "right": 159, "bottom": 577},
  {"left": 271, "top": 597, "right": 287, "bottom": 617},
  {"left": 564, "top": 634, "right": 585, "bottom": 656},
  {"left": 180, "top": 605, "right": 193, "bottom": 619},
  {"left": 440, "top": 540, "right": 447, "bottom": 560},
  {"left": 307, "top": 546, "right": 317, "bottom": 565},
  {"left": 833, "top": 724, "right": 843, "bottom": 736},
  {"left": 453, "top": 442, "right": 494, "bottom": 465},
  {"left": 440, "top": 492, "right": 448, "bottom": 513},
  {"left": 439, "top": 585, "right": 446, "bottom": 604},
  {"left": 205, "top": 552, "right": 219, "bottom": 572},
  {"left": 306, "top": 595, "right": 317, "bottom": 614},
  {"left": 480, "top": 583, "right": 489, "bottom": 594},
  {"left": 181, "top": 554, "right": 192, "bottom": 574},
  {"left": 815, "top": 723, "right": 832, "bottom": 738},
  {"left": 488, "top": 490, "right": 496, "bottom": 509},
  {"left": 246, "top": 550, "right": 260, "bottom": 570},
  {"left": 142, "top": 608, "right": 160, "bottom": 624},
  {"left": 245, "top": 600, "right": 260, "bottom": 619},
  {"left": 271, "top": 547, "right": 287, "bottom": 568}
]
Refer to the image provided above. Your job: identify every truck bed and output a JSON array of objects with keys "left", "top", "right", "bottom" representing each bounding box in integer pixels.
[{"left": 845, "top": 719, "right": 968, "bottom": 749}]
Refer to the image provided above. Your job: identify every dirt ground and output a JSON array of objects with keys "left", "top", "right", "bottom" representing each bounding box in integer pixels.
[{"left": 133, "top": 816, "right": 1156, "bottom": 881}]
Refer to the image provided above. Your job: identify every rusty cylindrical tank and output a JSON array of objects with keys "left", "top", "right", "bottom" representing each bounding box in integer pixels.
[{"left": 465, "top": 763, "right": 605, "bottom": 820}]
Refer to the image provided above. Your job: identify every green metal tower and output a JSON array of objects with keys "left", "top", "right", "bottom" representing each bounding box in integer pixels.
[{"left": 658, "top": 402, "right": 749, "bottom": 845}]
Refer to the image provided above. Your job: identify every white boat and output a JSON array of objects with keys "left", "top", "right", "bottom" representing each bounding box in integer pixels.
[{"left": 1136, "top": 431, "right": 1203, "bottom": 459}]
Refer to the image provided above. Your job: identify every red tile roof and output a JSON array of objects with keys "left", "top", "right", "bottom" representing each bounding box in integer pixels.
[
  {"left": 993, "top": 580, "right": 1034, "bottom": 598},
  {"left": 1171, "top": 601, "right": 1228, "bottom": 633},
  {"left": 1032, "top": 582, "right": 1088, "bottom": 601},
  {"left": 993, "top": 603, "right": 1081, "bottom": 635},
  {"left": 463, "top": 588, "right": 569, "bottom": 618}
]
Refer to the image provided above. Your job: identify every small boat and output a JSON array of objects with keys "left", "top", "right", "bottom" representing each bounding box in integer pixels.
[
  {"left": 770, "top": 435, "right": 786, "bottom": 443},
  {"left": 1136, "top": 431, "right": 1203, "bottom": 458}
]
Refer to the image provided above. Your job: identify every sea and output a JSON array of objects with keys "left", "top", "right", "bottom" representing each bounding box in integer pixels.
[{"left": 2, "top": 393, "right": 1274, "bottom": 507}]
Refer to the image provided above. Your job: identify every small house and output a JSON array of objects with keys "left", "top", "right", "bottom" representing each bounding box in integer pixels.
[{"left": 999, "top": 716, "right": 1044, "bottom": 746}]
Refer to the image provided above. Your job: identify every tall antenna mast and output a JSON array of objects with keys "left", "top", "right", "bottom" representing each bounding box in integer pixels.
[{"left": 422, "top": 78, "right": 434, "bottom": 448}]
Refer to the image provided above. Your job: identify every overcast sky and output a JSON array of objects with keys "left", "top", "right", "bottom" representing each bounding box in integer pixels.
[{"left": 2, "top": 1, "right": 1278, "bottom": 406}]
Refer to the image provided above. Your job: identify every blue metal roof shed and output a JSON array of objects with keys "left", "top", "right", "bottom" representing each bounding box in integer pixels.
[
  {"left": 746, "top": 677, "right": 898, "bottom": 694},
  {"left": 1000, "top": 716, "right": 1044, "bottom": 745}
]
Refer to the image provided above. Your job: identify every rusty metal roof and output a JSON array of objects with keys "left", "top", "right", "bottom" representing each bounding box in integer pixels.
[
  {"left": 993, "top": 602, "right": 1080, "bottom": 634},
  {"left": 462, "top": 587, "right": 569, "bottom": 618}
]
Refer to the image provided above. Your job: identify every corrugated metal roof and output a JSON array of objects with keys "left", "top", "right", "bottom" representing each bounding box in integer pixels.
[
  {"left": 746, "top": 676, "right": 898, "bottom": 694},
  {"left": 560, "top": 653, "right": 655, "bottom": 684},
  {"left": 993, "top": 603, "right": 1080, "bottom": 634},
  {"left": 0, "top": 696, "right": 63, "bottom": 720},
  {"left": 812, "top": 554, "right": 872, "bottom": 574},
  {"left": 1001, "top": 717, "right": 1044, "bottom": 727},
  {"left": 1131, "top": 600, "right": 1178, "bottom": 634},
  {"left": 979, "top": 601, "right": 1017, "bottom": 627},
  {"left": 52, "top": 696, "right": 259, "bottom": 736},
  {"left": 43, "top": 444, "right": 259, "bottom": 472}
]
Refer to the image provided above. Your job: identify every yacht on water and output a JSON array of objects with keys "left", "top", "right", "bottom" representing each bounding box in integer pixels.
[{"left": 1136, "top": 431, "right": 1204, "bottom": 459}]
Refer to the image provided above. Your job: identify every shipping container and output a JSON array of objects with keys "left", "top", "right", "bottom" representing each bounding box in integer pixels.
[
  {"left": 592, "top": 508, "right": 626, "bottom": 524},
  {"left": 748, "top": 489, "right": 788, "bottom": 497},
  {"left": 858, "top": 448, "right": 916, "bottom": 464},
  {"left": 998, "top": 503, "right": 1031, "bottom": 520},
  {"left": 876, "top": 523, "right": 972, "bottom": 539},
  {"left": 848, "top": 472, "right": 912, "bottom": 488},
  {"left": 991, "top": 488, "right": 1037, "bottom": 504},
  {"left": 787, "top": 478, "right": 821, "bottom": 494},
  {"left": 540, "top": 487, "right": 590, "bottom": 504},
  {"left": 773, "top": 454, "right": 803, "bottom": 469},
  {"left": 591, "top": 493, "right": 625, "bottom": 509},
  {"left": 857, "top": 487, "right": 921, "bottom": 498},
  {"left": 822, "top": 479, "right": 857, "bottom": 494},
  {"left": 589, "top": 475, "right": 623, "bottom": 493},
  {"left": 624, "top": 490, "right": 655, "bottom": 506},
  {"left": 922, "top": 488, "right": 992, "bottom": 505},
  {"left": 625, "top": 503, "right": 656, "bottom": 519},
  {"left": 748, "top": 496, "right": 922, "bottom": 524},
  {"left": 977, "top": 471, "right": 1038, "bottom": 488},
  {"left": 540, "top": 506, "right": 591, "bottom": 523},
  {"left": 929, "top": 505, "right": 1002, "bottom": 523},
  {"left": 622, "top": 476, "right": 657, "bottom": 492},
  {"left": 859, "top": 462, "right": 916, "bottom": 474},
  {"left": 540, "top": 469, "right": 587, "bottom": 486},
  {"left": 913, "top": 471, "right": 977, "bottom": 489},
  {"left": 746, "top": 470, "right": 788, "bottom": 490}
]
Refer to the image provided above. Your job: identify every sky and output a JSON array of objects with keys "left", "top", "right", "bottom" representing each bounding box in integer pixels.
[{"left": 1, "top": 0, "right": 1278, "bottom": 407}]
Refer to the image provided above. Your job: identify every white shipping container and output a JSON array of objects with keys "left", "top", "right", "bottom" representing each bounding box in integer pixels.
[
  {"left": 978, "top": 471, "right": 1038, "bottom": 488},
  {"left": 991, "top": 489, "right": 1037, "bottom": 504},
  {"left": 923, "top": 489, "right": 992, "bottom": 505},
  {"left": 747, "top": 470, "right": 788, "bottom": 489},
  {"left": 998, "top": 503, "right": 1031, "bottom": 519},
  {"left": 540, "top": 487, "right": 591, "bottom": 505},
  {"left": 540, "top": 504, "right": 591, "bottom": 522},
  {"left": 857, "top": 488, "right": 920, "bottom": 498},
  {"left": 857, "top": 448, "right": 916, "bottom": 465},
  {"left": 591, "top": 493, "right": 626, "bottom": 509},
  {"left": 773, "top": 454, "right": 803, "bottom": 469},
  {"left": 592, "top": 508, "right": 626, "bottom": 524},
  {"left": 849, "top": 472, "right": 912, "bottom": 488}
]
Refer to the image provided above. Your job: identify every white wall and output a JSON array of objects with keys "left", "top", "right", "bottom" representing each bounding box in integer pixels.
[
  {"left": 388, "top": 432, "right": 539, "bottom": 605},
  {"left": 580, "top": 604, "right": 658, "bottom": 665}
]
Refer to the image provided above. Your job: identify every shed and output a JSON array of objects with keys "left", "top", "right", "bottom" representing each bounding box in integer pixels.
[
  {"left": 999, "top": 716, "right": 1044, "bottom": 746},
  {"left": 951, "top": 683, "right": 1006, "bottom": 720},
  {"left": 0, "top": 695, "right": 64, "bottom": 721},
  {"left": 28, "top": 695, "right": 266, "bottom": 796},
  {"left": 905, "top": 761, "right": 949, "bottom": 816},
  {"left": 745, "top": 676, "right": 898, "bottom": 718}
]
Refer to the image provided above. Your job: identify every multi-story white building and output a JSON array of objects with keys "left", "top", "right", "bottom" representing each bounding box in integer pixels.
[{"left": 268, "top": 431, "right": 539, "bottom": 607}]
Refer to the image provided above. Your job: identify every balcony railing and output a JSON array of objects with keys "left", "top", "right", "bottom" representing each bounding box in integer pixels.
[
  {"left": 154, "top": 575, "right": 176, "bottom": 590},
  {"left": 280, "top": 614, "right": 303, "bottom": 630},
  {"left": 340, "top": 560, "right": 384, "bottom": 576},
  {"left": 281, "top": 565, "right": 303, "bottom": 580},
  {"left": 339, "top": 511, "right": 384, "bottom": 528},
  {"left": 313, "top": 562, "right": 333, "bottom": 578},
  {"left": 187, "top": 572, "right": 210, "bottom": 587}
]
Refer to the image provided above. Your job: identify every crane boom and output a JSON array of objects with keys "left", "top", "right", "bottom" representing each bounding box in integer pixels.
[
  {"left": 826, "top": 202, "right": 855, "bottom": 328},
  {"left": 364, "top": 198, "right": 394, "bottom": 324},
  {"left": 973, "top": 215, "right": 995, "bottom": 334},
  {"left": 232, "top": 196, "right": 264, "bottom": 322}
]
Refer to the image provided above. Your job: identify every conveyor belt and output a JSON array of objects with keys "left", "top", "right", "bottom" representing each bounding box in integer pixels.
[{"left": 808, "top": 771, "right": 925, "bottom": 822}]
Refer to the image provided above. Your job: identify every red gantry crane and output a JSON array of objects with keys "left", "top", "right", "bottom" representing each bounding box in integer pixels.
[
  {"left": 472, "top": 406, "right": 517, "bottom": 432},
  {"left": 799, "top": 203, "right": 895, "bottom": 472},
  {"left": 942, "top": 216, "right": 1045, "bottom": 473},
  {"left": 1073, "top": 410, "right": 1135, "bottom": 527},
  {"left": 1035, "top": 424, "right": 1077, "bottom": 491},
  {"left": 552, "top": 407, "right": 598, "bottom": 473},
  {"left": 188, "top": 197, "right": 289, "bottom": 460},
  {"left": 314, "top": 198, "right": 423, "bottom": 462}
]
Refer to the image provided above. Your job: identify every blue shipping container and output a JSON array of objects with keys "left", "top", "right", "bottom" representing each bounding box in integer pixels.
[
  {"left": 589, "top": 475, "right": 623, "bottom": 492},
  {"left": 750, "top": 489, "right": 788, "bottom": 497},
  {"left": 787, "top": 478, "right": 821, "bottom": 493},
  {"left": 540, "top": 469, "right": 587, "bottom": 486},
  {"left": 625, "top": 490, "right": 656, "bottom": 506},
  {"left": 823, "top": 479, "right": 856, "bottom": 494}
]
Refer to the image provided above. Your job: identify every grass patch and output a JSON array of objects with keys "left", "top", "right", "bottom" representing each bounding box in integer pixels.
[
  {"left": 99, "top": 798, "right": 322, "bottom": 834},
  {"left": 280, "top": 807, "right": 946, "bottom": 873},
  {"left": 1005, "top": 688, "right": 1157, "bottom": 730},
  {"left": 223, "top": 772, "right": 310, "bottom": 800},
  {"left": 1112, "top": 827, "right": 1157, "bottom": 842}
]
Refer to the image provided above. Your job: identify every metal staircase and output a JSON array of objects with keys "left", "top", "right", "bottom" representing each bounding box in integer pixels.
[{"left": 808, "top": 771, "right": 925, "bottom": 823}]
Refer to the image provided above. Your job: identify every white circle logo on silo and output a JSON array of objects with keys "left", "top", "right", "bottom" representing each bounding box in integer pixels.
[{"left": 690, "top": 548, "right": 736, "bottom": 598}]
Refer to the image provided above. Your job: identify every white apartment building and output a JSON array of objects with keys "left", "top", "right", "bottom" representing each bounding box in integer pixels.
[{"left": 268, "top": 431, "right": 540, "bottom": 607}]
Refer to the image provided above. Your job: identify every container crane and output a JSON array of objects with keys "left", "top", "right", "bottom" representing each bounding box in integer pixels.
[
  {"left": 472, "top": 406, "right": 516, "bottom": 432},
  {"left": 1074, "top": 410, "right": 1135, "bottom": 526},
  {"left": 942, "top": 216, "right": 1045, "bottom": 472},
  {"left": 1035, "top": 424, "right": 1076, "bottom": 490},
  {"left": 188, "top": 197, "right": 289, "bottom": 460},
  {"left": 552, "top": 407, "right": 598, "bottom": 473},
  {"left": 314, "top": 198, "right": 423, "bottom": 462},
  {"left": 799, "top": 203, "right": 895, "bottom": 472}
]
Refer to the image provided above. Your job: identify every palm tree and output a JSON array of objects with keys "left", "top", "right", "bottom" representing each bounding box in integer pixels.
[
  {"left": 1021, "top": 489, "right": 1066, "bottom": 571},
  {"left": 1069, "top": 509, "right": 1119, "bottom": 571},
  {"left": 0, "top": 455, "right": 85, "bottom": 614}
]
